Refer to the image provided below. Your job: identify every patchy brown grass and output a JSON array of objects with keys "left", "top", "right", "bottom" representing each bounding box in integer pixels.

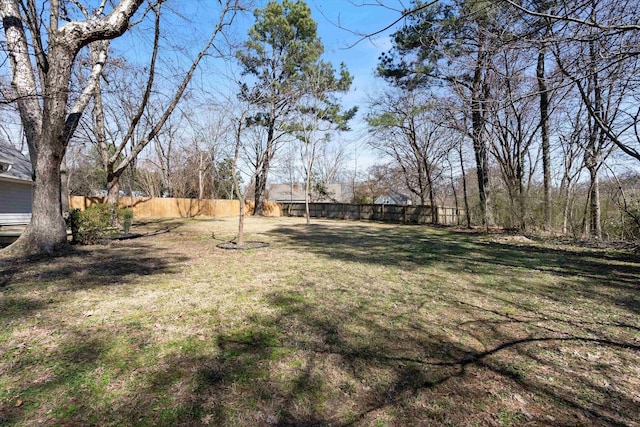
[{"left": 1, "top": 216, "right": 639, "bottom": 426}]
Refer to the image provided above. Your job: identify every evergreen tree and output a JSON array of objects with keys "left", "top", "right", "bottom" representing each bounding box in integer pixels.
[
  {"left": 377, "top": 0, "right": 503, "bottom": 227},
  {"left": 236, "top": 0, "right": 324, "bottom": 215}
]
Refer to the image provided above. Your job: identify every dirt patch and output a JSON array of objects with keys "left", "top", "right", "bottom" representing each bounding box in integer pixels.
[{"left": 216, "top": 241, "right": 269, "bottom": 250}]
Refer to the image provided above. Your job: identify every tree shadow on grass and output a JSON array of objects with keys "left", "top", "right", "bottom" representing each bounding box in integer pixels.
[
  {"left": 96, "top": 283, "right": 639, "bottom": 426},
  {"left": 0, "top": 328, "right": 109, "bottom": 425},
  {"left": 4, "top": 288, "right": 636, "bottom": 426},
  {"left": 263, "top": 289, "right": 640, "bottom": 425},
  {"left": 0, "top": 239, "right": 188, "bottom": 322},
  {"left": 270, "top": 222, "right": 639, "bottom": 280},
  {"left": 270, "top": 222, "right": 640, "bottom": 314},
  {"left": 2, "top": 221, "right": 638, "bottom": 426}
]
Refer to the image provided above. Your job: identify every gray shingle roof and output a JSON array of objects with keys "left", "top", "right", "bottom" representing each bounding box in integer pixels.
[{"left": 0, "top": 141, "right": 33, "bottom": 182}]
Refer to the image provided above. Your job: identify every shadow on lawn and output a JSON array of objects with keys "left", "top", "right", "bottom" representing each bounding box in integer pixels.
[
  {"left": 5, "top": 313, "right": 634, "bottom": 426},
  {"left": 117, "top": 284, "right": 639, "bottom": 426},
  {"left": 270, "top": 223, "right": 640, "bottom": 314},
  {"left": 263, "top": 290, "right": 639, "bottom": 426},
  {"left": 3, "top": 222, "right": 639, "bottom": 426},
  {"left": 0, "top": 328, "right": 111, "bottom": 425},
  {"left": 0, "top": 240, "right": 187, "bottom": 322}
]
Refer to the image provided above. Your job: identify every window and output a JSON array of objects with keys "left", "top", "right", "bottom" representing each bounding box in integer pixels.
[{"left": 0, "top": 161, "right": 13, "bottom": 173}]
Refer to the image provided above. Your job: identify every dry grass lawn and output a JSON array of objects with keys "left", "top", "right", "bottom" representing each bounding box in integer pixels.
[{"left": 0, "top": 216, "right": 639, "bottom": 426}]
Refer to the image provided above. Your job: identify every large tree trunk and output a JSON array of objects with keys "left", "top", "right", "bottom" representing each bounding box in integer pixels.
[
  {"left": 471, "top": 42, "right": 492, "bottom": 229},
  {"left": 254, "top": 123, "right": 275, "bottom": 216},
  {"left": 11, "top": 142, "right": 68, "bottom": 255},
  {"left": 253, "top": 163, "right": 269, "bottom": 216},
  {"left": 107, "top": 171, "right": 121, "bottom": 205},
  {"left": 588, "top": 165, "right": 602, "bottom": 239},
  {"left": 1, "top": 0, "right": 144, "bottom": 256},
  {"left": 426, "top": 167, "right": 437, "bottom": 224},
  {"left": 106, "top": 170, "right": 122, "bottom": 227},
  {"left": 537, "top": 43, "right": 552, "bottom": 232},
  {"left": 472, "top": 133, "right": 491, "bottom": 227},
  {"left": 458, "top": 142, "right": 471, "bottom": 228},
  {"left": 60, "top": 153, "right": 70, "bottom": 212},
  {"left": 517, "top": 145, "right": 526, "bottom": 232},
  {"left": 6, "top": 42, "right": 74, "bottom": 254}
]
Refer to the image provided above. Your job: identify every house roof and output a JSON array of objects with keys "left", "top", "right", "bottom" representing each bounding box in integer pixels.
[
  {"left": 388, "top": 191, "right": 411, "bottom": 203},
  {"left": 0, "top": 141, "right": 33, "bottom": 183},
  {"left": 269, "top": 183, "right": 343, "bottom": 203},
  {"left": 375, "top": 191, "right": 411, "bottom": 204}
]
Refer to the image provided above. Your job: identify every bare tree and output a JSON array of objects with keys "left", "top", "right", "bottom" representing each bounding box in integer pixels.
[
  {"left": 486, "top": 47, "right": 541, "bottom": 231},
  {"left": 549, "top": 0, "right": 636, "bottom": 238},
  {"left": 195, "top": 106, "right": 234, "bottom": 200},
  {"left": 502, "top": 0, "right": 640, "bottom": 32},
  {"left": 91, "top": 0, "right": 242, "bottom": 218},
  {"left": 555, "top": 98, "right": 587, "bottom": 235},
  {"left": 313, "top": 142, "right": 349, "bottom": 186},
  {"left": 1, "top": 0, "right": 146, "bottom": 255},
  {"left": 368, "top": 89, "right": 452, "bottom": 223},
  {"left": 232, "top": 110, "right": 248, "bottom": 246},
  {"left": 152, "top": 120, "right": 180, "bottom": 198},
  {"left": 377, "top": 0, "right": 507, "bottom": 227},
  {"left": 290, "top": 61, "right": 354, "bottom": 224},
  {"left": 274, "top": 142, "right": 302, "bottom": 206},
  {"left": 508, "top": 0, "right": 640, "bottom": 164}
]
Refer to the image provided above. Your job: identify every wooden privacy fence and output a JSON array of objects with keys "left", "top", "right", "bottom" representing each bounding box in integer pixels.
[
  {"left": 69, "top": 196, "right": 459, "bottom": 225},
  {"left": 69, "top": 196, "right": 282, "bottom": 219},
  {"left": 280, "top": 202, "right": 463, "bottom": 225}
]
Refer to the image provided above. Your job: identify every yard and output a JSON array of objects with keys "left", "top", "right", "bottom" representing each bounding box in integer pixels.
[{"left": 0, "top": 217, "right": 638, "bottom": 426}]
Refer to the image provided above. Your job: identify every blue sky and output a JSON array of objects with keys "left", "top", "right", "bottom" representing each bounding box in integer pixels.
[
  {"left": 109, "top": 0, "right": 410, "bottom": 175},
  {"left": 115, "top": 0, "right": 404, "bottom": 97},
  {"left": 304, "top": 1, "right": 408, "bottom": 171},
  {"left": 306, "top": 1, "right": 405, "bottom": 171}
]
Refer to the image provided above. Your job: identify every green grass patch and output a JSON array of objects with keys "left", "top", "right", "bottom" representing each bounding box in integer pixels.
[{"left": 0, "top": 217, "right": 638, "bottom": 426}]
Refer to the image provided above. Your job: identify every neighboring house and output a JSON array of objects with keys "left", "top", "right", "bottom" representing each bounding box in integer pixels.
[
  {"left": 374, "top": 191, "right": 412, "bottom": 206},
  {"left": 0, "top": 142, "right": 34, "bottom": 226},
  {"left": 269, "top": 182, "right": 343, "bottom": 203}
]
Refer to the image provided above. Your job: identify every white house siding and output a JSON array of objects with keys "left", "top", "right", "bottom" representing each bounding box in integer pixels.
[{"left": 0, "top": 180, "right": 33, "bottom": 214}]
